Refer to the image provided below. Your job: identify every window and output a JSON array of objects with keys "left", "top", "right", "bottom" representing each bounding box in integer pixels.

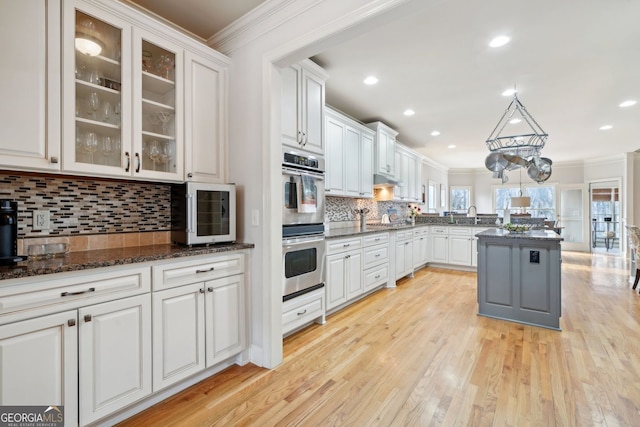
[
  {"left": 494, "top": 184, "right": 556, "bottom": 219},
  {"left": 427, "top": 182, "right": 437, "bottom": 213},
  {"left": 450, "top": 186, "right": 471, "bottom": 212}
]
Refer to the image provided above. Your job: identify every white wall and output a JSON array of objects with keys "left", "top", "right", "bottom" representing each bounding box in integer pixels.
[{"left": 222, "top": 0, "right": 433, "bottom": 368}]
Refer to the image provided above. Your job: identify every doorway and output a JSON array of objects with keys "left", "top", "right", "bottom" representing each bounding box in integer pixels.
[{"left": 590, "top": 180, "right": 621, "bottom": 254}]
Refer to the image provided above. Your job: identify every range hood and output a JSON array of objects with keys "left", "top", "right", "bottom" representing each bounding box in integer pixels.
[{"left": 373, "top": 174, "right": 402, "bottom": 188}]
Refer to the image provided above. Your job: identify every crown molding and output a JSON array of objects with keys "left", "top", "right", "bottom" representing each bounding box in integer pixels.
[{"left": 208, "top": 0, "right": 322, "bottom": 55}]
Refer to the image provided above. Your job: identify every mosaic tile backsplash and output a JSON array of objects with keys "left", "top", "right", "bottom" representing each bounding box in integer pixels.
[
  {"left": 325, "top": 196, "right": 412, "bottom": 222},
  {"left": 0, "top": 171, "right": 171, "bottom": 238}
]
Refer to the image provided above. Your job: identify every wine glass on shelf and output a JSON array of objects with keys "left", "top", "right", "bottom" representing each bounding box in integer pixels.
[
  {"left": 84, "top": 132, "right": 98, "bottom": 163},
  {"left": 101, "top": 100, "right": 112, "bottom": 123},
  {"left": 102, "top": 136, "right": 113, "bottom": 166},
  {"left": 148, "top": 140, "right": 160, "bottom": 171},
  {"left": 155, "top": 111, "right": 173, "bottom": 135},
  {"left": 160, "top": 141, "right": 174, "bottom": 172},
  {"left": 148, "top": 113, "right": 160, "bottom": 133},
  {"left": 156, "top": 54, "right": 174, "bottom": 80},
  {"left": 88, "top": 92, "right": 99, "bottom": 120},
  {"left": 113, "top": 101, "right": 121, "bottom": 126}
]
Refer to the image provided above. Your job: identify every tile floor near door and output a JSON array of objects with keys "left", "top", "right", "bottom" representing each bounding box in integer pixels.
[{"left": 120, "top": 251, "right": 640, "bottom": 426}]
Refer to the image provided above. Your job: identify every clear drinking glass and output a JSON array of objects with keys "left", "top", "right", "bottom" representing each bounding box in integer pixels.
[
  {"left": 88, "top": 92, "right": 100, "bottom": 119},
  {"left": 84, "top": 132, "right": 98, "bottom": 163}
]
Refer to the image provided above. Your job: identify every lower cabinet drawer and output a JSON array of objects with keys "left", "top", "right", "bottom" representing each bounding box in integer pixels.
[
  {"left": 363, "top": 244, "right": 389, "bottom": 269},
  {"left": 282, "top": 288, "right": 325, "bottom": 335},
  {"left": 364, "top": 264, "right": 388, "bottom": 291},
  {"left": 152, "top": 253, "right": 244, "bottom": 291}
]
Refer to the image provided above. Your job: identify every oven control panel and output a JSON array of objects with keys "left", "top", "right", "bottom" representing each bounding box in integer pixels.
[{"left": 283, "top": 152, "right": 319, "bottom": 169}]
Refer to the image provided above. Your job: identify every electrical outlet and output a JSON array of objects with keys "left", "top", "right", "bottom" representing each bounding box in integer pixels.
[{"left": 33, "top": 210, "right": 50, "bottom": 231}]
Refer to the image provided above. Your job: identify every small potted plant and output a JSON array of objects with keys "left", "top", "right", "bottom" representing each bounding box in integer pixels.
[{"left": 408, "top": 203, "right": 421, "bottom": 225}]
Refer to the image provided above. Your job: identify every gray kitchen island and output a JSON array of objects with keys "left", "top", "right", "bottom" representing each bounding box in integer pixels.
[{"left": 476, "top": 229, "right": 563, "bottom": 330}]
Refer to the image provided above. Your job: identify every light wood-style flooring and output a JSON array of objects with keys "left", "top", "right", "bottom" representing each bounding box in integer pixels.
[{"left": 119, "top": 251, "right": 640, "bottom": 426}]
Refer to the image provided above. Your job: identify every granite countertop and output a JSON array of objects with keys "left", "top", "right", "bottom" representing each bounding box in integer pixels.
[
  {"left": 476, "top": 228, "right": 563, "bottom": 241},
  {"left": 0, "top": 242, "right": 254, "bottom": 281},
  {"left": 325, "top": 222, "right": 498, "bottom": 239}
]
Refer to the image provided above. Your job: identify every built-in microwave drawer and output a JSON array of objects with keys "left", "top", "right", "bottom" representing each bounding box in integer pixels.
[{"left": 152, "top": 253, "right": 244, "bottom": 291}]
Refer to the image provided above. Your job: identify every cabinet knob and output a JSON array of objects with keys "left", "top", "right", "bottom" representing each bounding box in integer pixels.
[
  {"left": 207, "top": 287, "right": 213, "bottom": 292},
  {"left": 187, "top": 173, "right": 193, "bottom": 179},
  {"left": 50, "top": 156, "right": 59, "bottom": 164},
  {"left": 84, "top": 314, "right": 92, "bottom": 322},
  {"left": 67, "top": 319, "right": 76, "bottom": 327},
  {"left": 199, "top": 288, "right": 205, "bottom": 294}
]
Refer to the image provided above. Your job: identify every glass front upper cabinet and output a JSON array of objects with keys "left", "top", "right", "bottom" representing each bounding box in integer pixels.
[{"left": 73, "top": 9, "right": 124, "bottom": 169}]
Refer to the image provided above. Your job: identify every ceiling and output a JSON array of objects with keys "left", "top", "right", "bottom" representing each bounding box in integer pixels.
[{"left": 127, "top": 0, "right": 640, "bottom": 170}]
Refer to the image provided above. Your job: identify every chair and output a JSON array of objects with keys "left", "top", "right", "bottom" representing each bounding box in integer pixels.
[{"left": 625, "top": 225, "right": 640, "bottom": 292}]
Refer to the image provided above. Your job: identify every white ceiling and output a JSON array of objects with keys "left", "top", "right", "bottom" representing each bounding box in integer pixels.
[{"left": 127, "top": 0, "right": 640, "bottom": 170}]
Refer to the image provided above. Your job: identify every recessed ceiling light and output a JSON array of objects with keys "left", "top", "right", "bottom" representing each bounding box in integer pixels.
[
  {"left": 403, "top": 109, "right": 415, "bottom": 116},
  {"left": 363, "top": 76, "right": 378, "bottom": 85},
  {"left": 489, "top": 35, "right": 510, "bottom": 48},
  {"left": 509, "top": 118, "right": 522, "bottom": 124},
  {"left": 599, "top": 125, "right": 613, "bottom": 130},
  {"left": 430, "top": 131, "right": 440, "bottom": 136},
  {"left": 502, "top": 88, "right": 517, "bottom": 97},
  {"left": 619, "top": 100, "right": 637, "bottom": 107},
  {"left": 448, "top": 145, "right": 456, "bottom": 149}
]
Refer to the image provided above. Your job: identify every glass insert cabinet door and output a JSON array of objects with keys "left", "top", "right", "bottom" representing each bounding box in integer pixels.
[
  {"left": 133, "top": 28, "right": 183, "bottom": 179},
  {"left": 73, "top": 9, "right": 126, "bottom": 170}
]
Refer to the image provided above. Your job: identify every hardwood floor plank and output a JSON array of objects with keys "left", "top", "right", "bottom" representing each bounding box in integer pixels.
[{"left": 119, "top": 251, "right": 640, "bottom": 427}]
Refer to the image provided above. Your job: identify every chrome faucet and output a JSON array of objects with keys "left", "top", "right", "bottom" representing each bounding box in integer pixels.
[{"left": 467, "top": 205, "right": 479, "bottom": 224}]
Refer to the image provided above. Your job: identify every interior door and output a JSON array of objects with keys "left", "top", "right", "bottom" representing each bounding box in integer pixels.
[{"left": 558, "top": 184, "right": 589, "bottom": 252}]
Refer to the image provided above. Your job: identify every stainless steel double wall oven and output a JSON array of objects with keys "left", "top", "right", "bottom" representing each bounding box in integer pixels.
[{"left": 282, "top": 149, "right": 325, "bottom": 300}]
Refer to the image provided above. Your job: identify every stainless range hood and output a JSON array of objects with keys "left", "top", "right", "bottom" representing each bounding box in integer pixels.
[{"left": 373, "top": 174, "right": 402, "bottom": 188}]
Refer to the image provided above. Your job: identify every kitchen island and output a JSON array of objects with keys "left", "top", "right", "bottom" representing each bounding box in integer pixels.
[{"left": 476, "top": 229, "right": 563, "bottom": 330}]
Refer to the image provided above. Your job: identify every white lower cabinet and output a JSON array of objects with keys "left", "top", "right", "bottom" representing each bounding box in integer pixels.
[
  {"left": 326, "top": 249, "right": 362, "bottom": 309},
  {"left": 429, "top": 226, "right": 490, "bottom": 267},
  {"left": 282, "top": 287, "right": 325, "bottom": 336},
  {"left": 363, "top": 232, "right": 389, "bottom": 291},
  {"left": 472, "top": 228, "right": 489, "bottom": 267},
  {"left": 79, "top": 294, "right": 152, "bottom": 426},
  {"left": 0, "top": 310, "right": 78, "bottom": 426},
  {"left": 152, "top": 261, "right": 245, "bottom": 391},
  {"left": 395, "top": 230, "right": 414, "bottom": 280},
  {"left": 413, "top": 226, "right": 430, "bottom": 268},
  {"left": 448, "top": 228, "right": 472, "bottom": 266}
]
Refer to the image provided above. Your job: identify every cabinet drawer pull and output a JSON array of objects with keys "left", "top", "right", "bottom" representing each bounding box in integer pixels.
[
  {"left": 297, "top": 309, "right": 307, "bottom": 316},
  {"left": 375, "top": 254, "right": 381, "bottom": 257},
  {"left": 125, "top": 152, "right": 130, "bottom": 172},
  {"left": 375, "top": 274, "right": 380, "bottom": 279},
  {"left": 67, "top": 319, "right": 76, "bottom": 327},
  {"left": 374, "top": 238, "right": 380, "bottom": 241},
  {"left": 207, "top": 287, "right": 213, "bottom": 292},
  {"left": 343, "top": 243, "right": 350, "bottom": 247},
  {"left": 196, "top": 267, "right": 215, "bottom": 273},
  {"left": 61, "top": 287, "right": 95, "bottom": 297},
  {"left": 84, "top": 314, "right": 92, "bottom": 322}
]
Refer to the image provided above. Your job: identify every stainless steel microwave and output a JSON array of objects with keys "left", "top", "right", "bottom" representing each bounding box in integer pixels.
[{"left": 171, "top": 182, "right": 236, "bottom": 246}]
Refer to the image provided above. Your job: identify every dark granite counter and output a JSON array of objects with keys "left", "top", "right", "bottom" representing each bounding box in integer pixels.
[
  {"left": 476, "top": 229, "right": 563, "bottom": 241},
  {"left": 0, "top": 243, "right": 254, "bottom": 281},
  {"left": 326, "top": 222, "right": 498, "bottom": 239}
]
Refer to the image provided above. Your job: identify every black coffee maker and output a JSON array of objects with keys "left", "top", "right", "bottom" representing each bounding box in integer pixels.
[{"left": 0, "top": 200, "right": 26, "bottom": 266}]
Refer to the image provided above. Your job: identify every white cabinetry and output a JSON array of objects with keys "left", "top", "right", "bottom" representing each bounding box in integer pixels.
[
  {"left": 362, "top": 232, "right": 390, "bottom": 291},
  {"left": 325, "top": 107, "right": 375, "bottom": 198},
  {"left": 448, "top": 227, "right": 472, "bottom": 266},
  {"left": 366, "top": 121, "right": 398, "bottom": 177},
  {"left": 395, "top": 230, "right": 414, "bottom": 280},
  {"left": 281, "top": 60, "right": 328, "bottom": 155},
  {"left": 184, "top": 51, "right": 228, "bottom": 183},
  {"left": 78, "top": 294, "right": 151, "bottom": 425},
  {"left": 471, "top": 227, "right": 489, "bottom": 267},
  {"left": 282, "top": 287, "right": 325, "bottom": 336},
  {"left": 0, "top": 310, "right": 78, "bottom": 426},
  {"left": 430, "top": 226, "right": 449, "bottom": 264},
  {"left": 413, "top": 226, "right": 430, "bottom": 268},
  {"left": 325, "top": 237, "right": 362, "bottom": 310},
  {"left": 151, "top": 254, "right": 246, "bottom": 391},
  {"left": 0, "top": 264, "right": 152, "bottom": 427},
  {"left": 394, "top": 144, "right": 422, "bottom": 202},
  {"left": 0, "top": 0, "right": 60, "bottom": 172}
]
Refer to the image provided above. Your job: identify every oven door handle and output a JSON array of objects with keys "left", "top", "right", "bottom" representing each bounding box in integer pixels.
[{"left": 282, "top": 167, "right": 325, "bottom": 180}]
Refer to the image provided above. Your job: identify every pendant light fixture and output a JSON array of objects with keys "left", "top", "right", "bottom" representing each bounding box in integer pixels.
[
  {"left": 484, "top": 89, "right": 553, "bottom": 184},
  {"left": 510, "top": 167, "right": 530, "bottom": 208}
]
